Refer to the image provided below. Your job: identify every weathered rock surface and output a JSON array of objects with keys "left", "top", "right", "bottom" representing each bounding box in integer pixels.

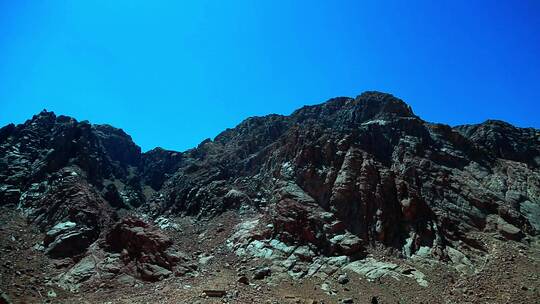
[
  {"left": 54, "top": 217, "right": 194, "bottom": 292},
  {"left": 0, "top": 91, "right": 539, "bottom": 297},
  {"left": 105, "top": 217, "right": 191, "bottom": 281},
  {"left": 147, "top": 92, "right": 539, "bottom": 268},
  {"left": 44, "top": 221, "right": 96, "bottom": 258},
  {"left": 343, "top": 257, "right": 428, "bottom": 286}
]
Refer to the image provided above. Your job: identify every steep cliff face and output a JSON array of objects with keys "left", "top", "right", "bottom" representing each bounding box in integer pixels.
[
  {"left": 151, "top": 92, "right": 540, "bottom": 260},
  {"left": 1, "top": 92, "right": 539, "bottom": 263}
]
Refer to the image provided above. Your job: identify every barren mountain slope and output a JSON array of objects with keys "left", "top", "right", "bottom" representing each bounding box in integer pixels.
[{"left": 0, "top": 91, "right": 539, "bottom": 303}]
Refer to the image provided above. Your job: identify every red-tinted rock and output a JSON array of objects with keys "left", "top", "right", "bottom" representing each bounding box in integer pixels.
[{"left": 105, "top": 217, "right": 188, "bottom": 281}]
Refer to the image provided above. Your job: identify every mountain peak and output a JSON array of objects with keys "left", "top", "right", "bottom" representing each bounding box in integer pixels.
[
  {"left": 29, "top": 109, "right": 57, "bottom": 124},
  {"left": 291, "top": 91, "right": 416, "bottom": 126},
  {"left": 354, "top": 91, "right": 415, "bottom": 119}
]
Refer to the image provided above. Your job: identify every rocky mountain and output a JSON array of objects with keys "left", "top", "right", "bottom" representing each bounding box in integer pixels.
[
  {"left": 151, "top": 91, "right": 540, "bottom": 255},
  {"left": 1, "top": 91, "right": 539, "bottom": 303}
]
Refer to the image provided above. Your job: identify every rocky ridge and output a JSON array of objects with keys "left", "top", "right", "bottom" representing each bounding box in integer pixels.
[{"left": 0, "top": 91, "right": 539, "bottom": 303}]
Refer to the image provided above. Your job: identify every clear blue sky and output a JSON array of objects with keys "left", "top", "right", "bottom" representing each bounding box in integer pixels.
[{"left": 1, "top": 1, "right": 539, "bottom": 152}]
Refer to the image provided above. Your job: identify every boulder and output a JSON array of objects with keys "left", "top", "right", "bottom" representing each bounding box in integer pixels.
[
  {"left": 138, "top": 263, "right": 172, "bottom": 281},
  {"left": 106, "top": 217, "right": 173, "bottom": 260},
  {"left": 497, "top": 217, "right": 524, "bottom": 240},
  {"left": 520, "top": 200, "right": 540, "bottom": 234},
  {"left": 329, "top": 232, "right": 363, "bottom": 256},
  {"left": 223, "top": 189, "right": 251, "bottom": 209},
  {"left": 343, "top": 258, "right": 428, "bottom": 287},
  {"left": 237, "top": 276, "right": 249, "bottom": 284},
  {"left": 57, "top": 256, "right": 97, "bottom": 292},
  {"left": 116, "top": 274, "right": 137, "bottom": 286},
  {"left": 105, "top": 217, "right": 190, "bottom": 281},
  {"left": 253, "top": 267, "right": 271, "bottom": 280},
  {"left": 337, "top": 273, "right": 349, "bottom": 284},
  {"left": 44, "top": 221, "right": 77, "bottom": 244},
  {"left": 44, "top": 222, "right": 95, "bottom": 258}
]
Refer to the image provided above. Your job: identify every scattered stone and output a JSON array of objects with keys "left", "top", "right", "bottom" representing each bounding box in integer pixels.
[
  {"left": 198, "top": 255, "right": 214, "bottom": 265},
  {"left": 57, "top": 256, "right": 97, "bottom": 292},
  {"left": 116, "top": 274, "right": 137, "bottom": 286},
  {"left": 203, "top": 290, "right": 227, "bottom": 297},
  {"left": 139, "top": 263, "right": 172, "bottom": 281},
  {"left": 237, "top": 275, "right": 249, "bottom": 284},
  {"left": 329, "top": 232, "right": 363, "bottom": 256},
  {"left": 253, "top": 267, "right": 271, "bottom": 280},
  {"left": 337, "top": 273, "right": 349, "bottom": 284},
  {"left": 47, "top": 290, "right": 57, "bottom": 298},
  {"left": 497, "top": 217, "right": 525, "bottom": 240}
]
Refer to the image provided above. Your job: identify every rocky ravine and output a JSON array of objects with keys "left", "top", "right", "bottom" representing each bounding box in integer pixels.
[{"left": 0, "top": 91, "right": 539, "bottom": 304}]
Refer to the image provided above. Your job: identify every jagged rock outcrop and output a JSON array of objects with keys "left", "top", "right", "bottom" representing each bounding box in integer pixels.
[
  {"left": 151, "top": 92, "right": 540, "bottom": 261},
  {"left": 105, "top": 217, "right": 192, "bottom": 281},
  {"left": 1, "top": 91, "right": 539, "bottom": 271},
  {"left": 0, "top": 111, "right": 146, "bottom": 209},
  {"left": 52, "top": 216, "right": 194, "bottom": 292},
  {"left": 141, "top": 148, "right": 183, "bottom": 191}
]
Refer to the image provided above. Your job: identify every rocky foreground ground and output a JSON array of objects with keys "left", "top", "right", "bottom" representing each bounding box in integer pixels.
[
  {"left": 0, "top": 92, "right": 539, "bottom": 303},
  {"left": 1, "top": 207, "right": 539, "bottom": 303}
]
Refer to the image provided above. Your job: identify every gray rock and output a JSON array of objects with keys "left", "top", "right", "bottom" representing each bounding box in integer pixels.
[
  {"left": 446, "top": 247, "right": 474, "bottom": 274},
  {"left": 343, "top": 258, "right": 428, "bottom": 287},
  {"left": 343, "top": 258, "right": 399, "bottom": 280},
  {"left": 44, "top": 226, "right": 95, "bottom": 258},
  {"left": 198, "top": 254, "right": 214, "bottom": 265},
  {"left": 293, "top": 246, "right": 316, "bottom": 261},
  {"left": 497, "top": 217, "right": 524, "bottom": 240},
  {"left": 116, "top": 274, "right": 137, "bottom": 286},
  {"left": 269, "top": 239, "right": 295, "bottom": 254},
  {"left": 245, "top": 240, "right": 275, "bottom": 259},
  {"left": 521, "top": 200, "right": 540, "bottom": 233},
  {"left": 329, "top": 232, "right": 363, "bottom": 255},
  {"left": 139, "top": 263, "right": 172, "bottom": 281},
  {"left": 57, "top": 256, "right": 97, "bottom": 292},
  {"left": 47, "top": 290, "right": 57, "bottom": 298},
  {"left": 337, "top": 273, "right": 349, "bottom": 284},
  {"left": 44, "top": 221, "right": 77, "bottom": 243}
]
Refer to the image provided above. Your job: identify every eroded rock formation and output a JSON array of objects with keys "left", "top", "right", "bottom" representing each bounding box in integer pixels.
[{"left": 1, "top": 91, "right": 539, "bottom": 293}]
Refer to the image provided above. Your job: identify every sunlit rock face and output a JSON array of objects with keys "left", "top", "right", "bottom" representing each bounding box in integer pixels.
[
  {"left": 152, "top": 91, "right": 539, "bottom": 259},
  {"left": 1, "top": 91, "right": 539, "bottom": 274}
]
